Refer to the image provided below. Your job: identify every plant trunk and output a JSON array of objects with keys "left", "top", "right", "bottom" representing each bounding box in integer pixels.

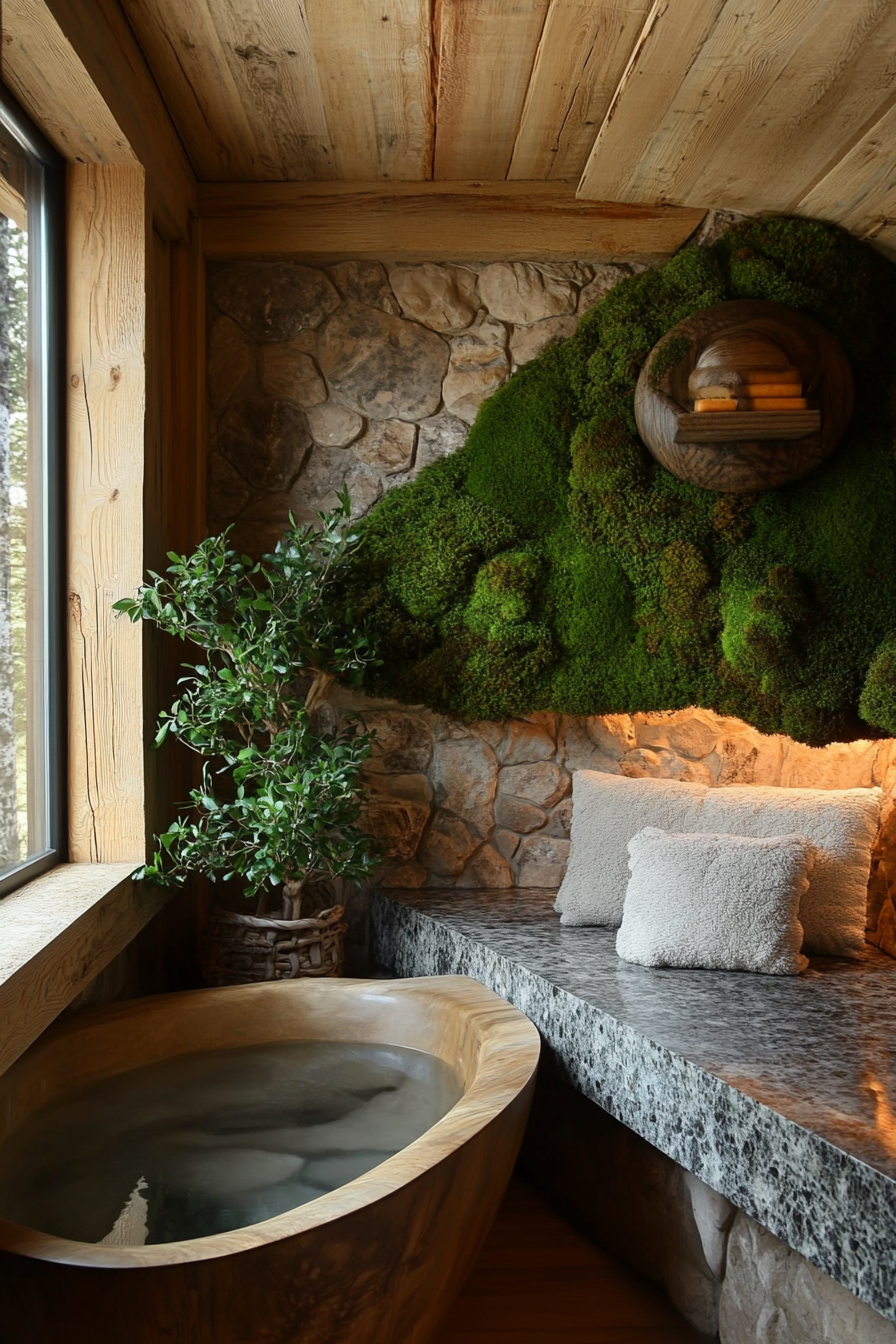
[
  {"left": 304, "top": 670, "right": 333, "bottom": 714},
  {"left": 282, "top": 879, "right": 305, "bottom": 921}
]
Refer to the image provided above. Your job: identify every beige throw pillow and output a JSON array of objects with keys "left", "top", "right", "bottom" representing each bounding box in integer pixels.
[
  {"left": 556, "top": 772, "right": 708, "bottom": 926},
  {"left": 556, "top": 771, "right": 881, "bottom": 958},
  {"left": 695, "top": 785, "right": 881, "bottom": 958},
  {"left": 616, "top": 828, "right": 812, "bottom": 976}
]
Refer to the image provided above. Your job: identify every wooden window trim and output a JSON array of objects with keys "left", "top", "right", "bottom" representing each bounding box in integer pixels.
[
  {"left": 0, "top": 1, "right": 202, "bottom": 1073},
  {"left": 0, "top": 863, "right": 167, "bottom": 1075},
  {"left": 67, "top": 161, "right": 146, "bottom": 865},
  {"left": 0, "top": 161, "right": 160, "bottom": 1075}
]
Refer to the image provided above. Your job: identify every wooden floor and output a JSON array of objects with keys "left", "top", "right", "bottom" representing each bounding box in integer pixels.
[{"left": 434, "top": 1179, "right": 704, "bottom": 1344}]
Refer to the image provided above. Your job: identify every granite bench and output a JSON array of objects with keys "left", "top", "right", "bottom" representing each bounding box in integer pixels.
[{"left": 372, "top": 885, "right": 896, "bottom": 1334}]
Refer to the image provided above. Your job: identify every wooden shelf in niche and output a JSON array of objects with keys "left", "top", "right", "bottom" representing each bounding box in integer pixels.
[
  {"left": 675, "top": 408, "right": 821, "bottom": 443},
  {"left": 635, "top": 299, "right": 853, "bottom": 493}
]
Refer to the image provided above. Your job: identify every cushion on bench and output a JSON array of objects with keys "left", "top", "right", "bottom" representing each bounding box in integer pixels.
[
  {"left": 556, "top": 770, "right": 881, "bottom": 958},
  {"left": 616, "top": 827, "right": 812, "bottom": 976}
]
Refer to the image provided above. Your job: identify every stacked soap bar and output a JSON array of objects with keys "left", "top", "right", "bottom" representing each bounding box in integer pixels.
[{"left": 690, "top": 364, "right": 807, "bottom": 412}]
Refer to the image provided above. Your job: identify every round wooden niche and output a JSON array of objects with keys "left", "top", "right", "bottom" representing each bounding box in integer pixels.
[{"left": 634, "top": 299, "right": 854, "bottom": 492}]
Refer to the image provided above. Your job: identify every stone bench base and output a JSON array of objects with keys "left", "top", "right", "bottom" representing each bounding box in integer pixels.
[{"left": 521, "top": 1065, "right": 894, "bottom": 1343}]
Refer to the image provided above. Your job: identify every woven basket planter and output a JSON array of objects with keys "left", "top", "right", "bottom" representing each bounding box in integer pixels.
[{"left": 201, "top": 904, "right": 347, "bottom": 986}]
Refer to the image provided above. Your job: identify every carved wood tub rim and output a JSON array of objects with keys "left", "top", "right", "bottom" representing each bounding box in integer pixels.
[{"left": 0, "top": 975, "right": 541, "bottom": 1269}]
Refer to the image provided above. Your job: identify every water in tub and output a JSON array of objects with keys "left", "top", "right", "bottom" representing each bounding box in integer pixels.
[{"left": 0, "top": 1042, "right": 463, "bottom": 1244}]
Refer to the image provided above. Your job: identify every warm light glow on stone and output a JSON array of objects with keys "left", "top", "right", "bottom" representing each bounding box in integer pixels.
[{"left": 341, "top": 686, "right": 896, "bottom": 956}]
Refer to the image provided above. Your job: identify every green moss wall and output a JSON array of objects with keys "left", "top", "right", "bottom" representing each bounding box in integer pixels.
[{"left": 349, "top": 218, "right": 896, "bottom": 746}]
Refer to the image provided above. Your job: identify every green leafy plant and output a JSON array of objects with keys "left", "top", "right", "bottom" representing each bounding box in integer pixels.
[{"left": 114, "top": 490, "right": 381, "bottom": 918}]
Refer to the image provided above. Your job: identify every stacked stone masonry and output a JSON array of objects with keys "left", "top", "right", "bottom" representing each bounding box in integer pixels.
[
  {"left": 332, "top": 693, "right": 896, "bottom": 947},
  {"left": 719, "top": 1212, "right": 896, "bottom": 1344},
  {"left": 207, "top": 256, "right": 639, "bottom": 554},
  {"left": 675, "top": 1176, "right": 896, "bottom": 1342},
  {"left": 206, "top": 214, "right": 747, "bottom": 551}
]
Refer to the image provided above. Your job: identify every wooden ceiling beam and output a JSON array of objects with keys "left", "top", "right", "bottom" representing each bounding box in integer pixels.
[
  {"left": 197, "top": 180, "right": 705, "bottom": 262},
  {"left": 3, "top": 0, "right": 195, "bottom": 240},
  {"left": 2, "top": 0, "right": 136, "bottom": 167}
]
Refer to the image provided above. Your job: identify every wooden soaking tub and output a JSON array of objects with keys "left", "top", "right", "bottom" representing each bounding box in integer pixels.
[{"left": 0, "top": 975, "right": 540, "bottom": 1344}]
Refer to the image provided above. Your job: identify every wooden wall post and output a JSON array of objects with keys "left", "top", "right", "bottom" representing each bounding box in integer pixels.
[{"left": 67, "top": 163, "right": 146, "bottom": 863}]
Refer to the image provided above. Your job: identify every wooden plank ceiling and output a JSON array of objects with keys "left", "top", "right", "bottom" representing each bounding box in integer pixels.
[{"left": 121, "top": 0, "right": 896, "bottom": 239}]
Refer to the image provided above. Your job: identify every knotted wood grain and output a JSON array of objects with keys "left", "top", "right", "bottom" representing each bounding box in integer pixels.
[{"left": 67, "top": 165, "right": 145, "bottom": 863}]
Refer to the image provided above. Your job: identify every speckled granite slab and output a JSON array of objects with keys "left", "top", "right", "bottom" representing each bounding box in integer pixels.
[{"left": 372, "top": 887, "right": 896, "bottom": 1321}]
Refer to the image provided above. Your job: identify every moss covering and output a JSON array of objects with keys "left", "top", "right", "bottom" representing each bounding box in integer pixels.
[
  {"left": 347, "top": 217, "right": 896, "bottom": 744},
  {"left": 860, "top": 637, "right": 896, "bottom": 736}
]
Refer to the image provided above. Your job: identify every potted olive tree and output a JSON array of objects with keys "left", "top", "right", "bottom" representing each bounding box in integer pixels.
[{"left": 115, "top": 490, "right": 380, "bottom": 984}]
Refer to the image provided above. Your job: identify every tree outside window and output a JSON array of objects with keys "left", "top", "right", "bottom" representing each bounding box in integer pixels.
[{"left": 0, "top": 93, "right": 63, "bottom": 894}]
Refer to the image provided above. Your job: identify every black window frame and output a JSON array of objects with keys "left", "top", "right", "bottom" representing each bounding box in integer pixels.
[{"left": 0, "top": 81, "right": 66, "bottom": 898}]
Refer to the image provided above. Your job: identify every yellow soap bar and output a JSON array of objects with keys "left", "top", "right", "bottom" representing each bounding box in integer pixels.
[
  {"left": 738, "top": 397, "right": 808, "bottom": 411},
  {"left": 694, "top": 398, "right": 737, "bottom": 412},
  {"left": 739, "top": 383, "right": 803, "bottom": 399},
  {"left": 688, "top": 364, "right": 801, "bottom": 397},
  {"left": 746, "top": 367, "right": 802, "bottom": 384}
]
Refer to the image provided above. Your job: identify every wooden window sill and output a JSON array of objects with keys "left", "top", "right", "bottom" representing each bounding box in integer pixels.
[{"left": 0, "top": 864, "right": 170, "bottom": 1075}]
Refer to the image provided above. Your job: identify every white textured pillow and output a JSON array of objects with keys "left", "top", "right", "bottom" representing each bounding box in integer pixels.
[
  {"left": 616, "top": 828, "right": 812, "bottom": 976},
  {"left": 696, "top": 784, "right": 881, "bottom": 958},
  {"left": 556, "top": 772, "right": 708, "bottom": 926}
]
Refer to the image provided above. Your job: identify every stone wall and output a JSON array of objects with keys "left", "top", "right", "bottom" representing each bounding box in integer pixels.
[
  {"left": 720, "top": 1213, "right": 896, "bottom": 1344},
  {"left": 329, "top": 688, "right": 896, "bottom": 944},
  {"left": 207, "top": 255, "right": 637, "bottom": 554}
]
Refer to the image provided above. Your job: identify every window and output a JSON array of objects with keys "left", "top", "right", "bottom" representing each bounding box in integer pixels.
[{"left": 0, "top": 86, "right": 64, "bottom": 896}]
